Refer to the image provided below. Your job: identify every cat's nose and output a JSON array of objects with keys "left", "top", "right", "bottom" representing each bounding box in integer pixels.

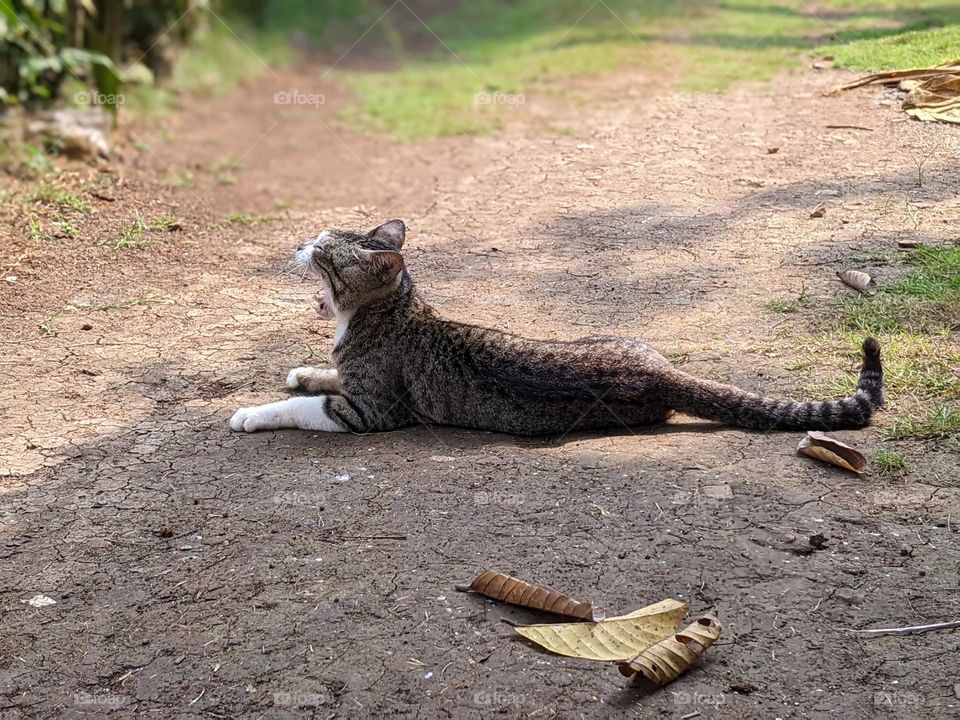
[{"left": 296, "top": 240, "right": 311, "bottom": 251}]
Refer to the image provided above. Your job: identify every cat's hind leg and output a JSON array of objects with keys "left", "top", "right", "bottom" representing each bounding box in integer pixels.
[{"left": 286, "top": 367, "right": 341, "bottom": 394}]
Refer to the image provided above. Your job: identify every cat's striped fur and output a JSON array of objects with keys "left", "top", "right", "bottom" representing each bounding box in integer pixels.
[{"left": 230, "top": 220, "right": 884, "bottom": 435}]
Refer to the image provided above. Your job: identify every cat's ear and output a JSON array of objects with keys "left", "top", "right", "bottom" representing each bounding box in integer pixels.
[
  {"left": 366, "top": 219, "right": 405, "bottom": 249},
  {"left": 360, "top": 249, "right": 405, "bottom": 283}
]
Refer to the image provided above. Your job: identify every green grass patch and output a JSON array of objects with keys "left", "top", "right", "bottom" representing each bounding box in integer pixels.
[
  {"left": 52, "top": 220, "right": 79, "bottom": 238},
  {"left": 28, "top": 184, "right": 91, "bottom": 213},
  {"left": 28, "top": 214, "right": 42, "bottom": 240},
  {"left": 885, "top": 405, "right": 960, "bottom": 441},
  {"left": 822, "top": 23, "right": 960, "bottom": 71},
  {"left": 104, "top": 215, "right": 149, "bottom": 250},
  {"left": 769, "top": 298, "right": 798, "bottom": 313},
  {"left": 150, "top": 214, "right": 183, "bottom": 232},
  {"left": 767, "top": 284, "right": 812, "bottom": 314},
  {"left": 873, "top": 449, "right": 907, "bottom": 474},
  {"left": 333, "top": 0, "right": 960, "bottom": 138},
  {"left": 803, "top": 245, "right": 959, "bottom": 448},
  {"left": 838, "top": 245, "right": 960, "bottom": 334},
  {"left": 812, "top": 331, "right": 958, "bottom": 404},
  {"left": 805, "top": 331, "right": 959, "bottom": 446},
  {"left": 222, "top": 212, "right": 277, "bottom": 226}
]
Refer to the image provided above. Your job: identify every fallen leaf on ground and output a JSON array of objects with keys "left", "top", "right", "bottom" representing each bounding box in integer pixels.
[
  {"left": 618, "top": 613, "right": 724, "bottom": 685},
  {"left": 833, "top": 60, "right": 960, "bottom": 124},
  {"left": 514, "top": 599, "right": 689, "bottom": 661},
  {"left": 797, "top": 431, "right": 866, "bottom": 474},
  {"left": 837, "top": 269, "right": 873, "bottom": 294},
  {"left": 469, "top": 569, "right": 603, "bottom": 621}
]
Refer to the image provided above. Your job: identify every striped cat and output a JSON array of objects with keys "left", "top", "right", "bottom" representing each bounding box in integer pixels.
[{"left": 230, "top": 220, "right": 884, "bottom": 435}]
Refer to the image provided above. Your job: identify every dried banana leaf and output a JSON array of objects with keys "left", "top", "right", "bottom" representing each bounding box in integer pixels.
[
  {"left": 798, "top": 431, "right": 866, "bottom": 474},
  {"left": 905, "top": 99, "right": 960, "bottom": 125},
  {"left": 834, "top": 60, "right": 960, "bottom": 124},
  {"left": 514, "top": 599, "right": 689, "bottom": 661},
  {"left": 469, "top": 569, "right": 601, "bottom": 621},
  {"left": 619, "top": 612, "right": 724, "bottom": 685},
  {"left": 833, "top": 61, "right": 960, "bottom": 92}
]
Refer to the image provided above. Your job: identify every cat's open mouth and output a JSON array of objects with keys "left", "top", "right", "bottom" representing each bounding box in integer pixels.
[{"left": 311, "top": 291, "right": 335, "bottom": 319}]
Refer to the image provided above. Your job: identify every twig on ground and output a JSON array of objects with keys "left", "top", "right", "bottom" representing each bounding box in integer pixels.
[{"left": 849, "top": 620, "right": 960, "bottom": 636}]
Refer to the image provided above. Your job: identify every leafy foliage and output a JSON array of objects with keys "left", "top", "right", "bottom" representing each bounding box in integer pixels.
[{"left": 1, "top": 0, "right": 200, "bottom": 109}]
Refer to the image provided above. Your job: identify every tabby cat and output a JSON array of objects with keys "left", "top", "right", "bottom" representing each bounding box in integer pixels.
[{"left": 230, "top": 220, "right": 884, "bottom": 435}]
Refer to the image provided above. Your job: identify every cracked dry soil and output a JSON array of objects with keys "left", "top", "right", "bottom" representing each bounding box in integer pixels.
[{"left": 1, "top": 65, "right": 959, "bottom": 718}]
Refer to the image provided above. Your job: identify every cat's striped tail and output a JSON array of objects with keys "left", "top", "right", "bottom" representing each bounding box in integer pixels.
[{"left": 662, "top": 338, "right": 884, "bottom": 431}]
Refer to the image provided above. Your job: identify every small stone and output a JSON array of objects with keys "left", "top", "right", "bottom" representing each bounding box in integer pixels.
[{"left": 23, "top": 594, "right": 57, "bottom": 608}]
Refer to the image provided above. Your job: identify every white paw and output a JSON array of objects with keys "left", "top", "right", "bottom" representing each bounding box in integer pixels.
[
  {"left": 286, "top": 367, "right": 309, "bottom": 390},
  {"left": 229, "top": 405, "right": 282, "bottom": 432}
]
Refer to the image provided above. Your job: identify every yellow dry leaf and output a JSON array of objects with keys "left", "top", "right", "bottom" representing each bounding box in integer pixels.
[
  {"left": 621, "top": 612, "right": 723, "bottom": 685},
  {"left": 514, "top": 599, "right": 689, "bottom": 661}
]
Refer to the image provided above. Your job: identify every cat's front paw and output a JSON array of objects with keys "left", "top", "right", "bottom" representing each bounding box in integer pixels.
[
  {"left": 230, "top": 405, "right": 282, "bottom": 432},
  {"left": 286, "top": 367, "right": 310, "bottom": 390}
]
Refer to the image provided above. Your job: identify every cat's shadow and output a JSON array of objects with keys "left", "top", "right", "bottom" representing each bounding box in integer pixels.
[{"left": 396, "top": 418, "right": 730, "bottom": 451}]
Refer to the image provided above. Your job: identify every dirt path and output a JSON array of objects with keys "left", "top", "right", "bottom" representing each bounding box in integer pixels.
[{"left": 2, "top": 60, "right": 959, "bottom": 719}]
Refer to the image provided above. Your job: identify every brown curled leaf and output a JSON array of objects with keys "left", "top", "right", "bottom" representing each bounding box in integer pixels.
[
  {"left": 619, "top": 612, "right": 723, "bottom": 685},
  {"left": 797, "top": 431, "right": 866, "bottom": 474},
  {"left": 837, "top": 269, "right": 873, "bottom": 294},
  {"left": 513, "top": 600, "right": 690, "bottom": 661},
  {"left": 469, "top": 569, "right": 601, "bottom": 621}
]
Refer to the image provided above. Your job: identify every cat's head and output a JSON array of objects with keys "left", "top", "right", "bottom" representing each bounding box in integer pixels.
[{"left": 295, "top": 219, "right": 407, "bottom": 313}]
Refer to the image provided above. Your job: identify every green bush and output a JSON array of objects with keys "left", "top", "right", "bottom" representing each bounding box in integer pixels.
[{"left": 1, "top": 0, "right": 201, "bottom": 110}]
